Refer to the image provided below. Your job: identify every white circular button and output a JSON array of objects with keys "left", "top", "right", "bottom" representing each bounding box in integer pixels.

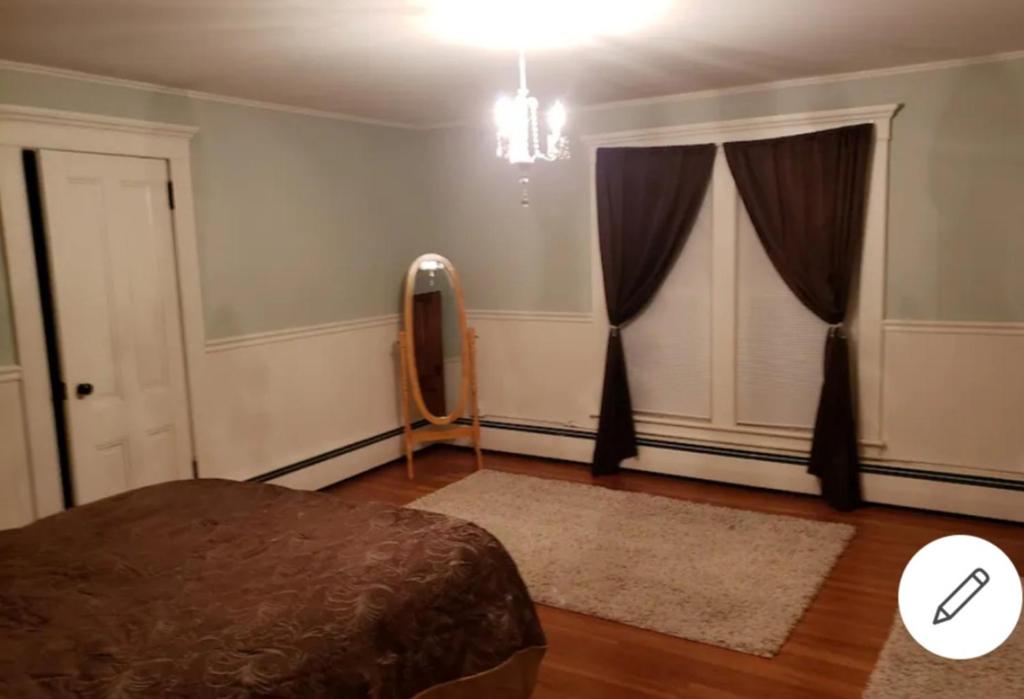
[{"left": 898, "top": 535, "right": 1022, "bottom": 659}]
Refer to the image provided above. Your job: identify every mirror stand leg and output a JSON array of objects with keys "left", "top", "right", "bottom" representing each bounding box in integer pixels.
[
  {"left": 404, "top": 432, "right": 414, "bottom": 480},
  {"left": 469, "top": 328, "right": 483, "bottom": 471},
  {"left": 472, "top": 420, "right": 483, "bottom": 471},
  {"left": 399, "top": 331, "right": 415, "bottom": 480}
]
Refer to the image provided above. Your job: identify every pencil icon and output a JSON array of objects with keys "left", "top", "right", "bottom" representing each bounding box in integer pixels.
[{"left": 933, "top": 568, "right": 990, "bottom": 625}]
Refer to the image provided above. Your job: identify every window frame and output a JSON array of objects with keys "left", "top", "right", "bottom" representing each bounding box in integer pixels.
[{"left": 583, "top": 104, "right": 900, "bottom": 459}]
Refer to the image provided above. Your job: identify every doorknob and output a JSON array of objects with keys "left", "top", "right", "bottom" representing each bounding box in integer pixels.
[{"left": 75, "top": 383, "right": 94, "bottom": 398}]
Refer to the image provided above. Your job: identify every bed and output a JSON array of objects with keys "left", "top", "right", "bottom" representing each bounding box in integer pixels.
[{"left": 0, "top": 479, "right": 546, "bottom": 698}]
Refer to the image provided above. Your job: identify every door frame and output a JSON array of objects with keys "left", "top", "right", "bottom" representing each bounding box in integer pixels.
[{"left": 0, "top": 104, "right": 206, "bottom": 519}]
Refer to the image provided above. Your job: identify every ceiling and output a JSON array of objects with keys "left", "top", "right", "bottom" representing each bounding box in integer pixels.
[{"left": 1, "top": 1, "right": 1023, "bottom": 126}]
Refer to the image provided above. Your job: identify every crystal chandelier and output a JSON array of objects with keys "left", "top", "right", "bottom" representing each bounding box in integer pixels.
[{"left": 494, "top": 51, "right": 569, "bottom": 206}]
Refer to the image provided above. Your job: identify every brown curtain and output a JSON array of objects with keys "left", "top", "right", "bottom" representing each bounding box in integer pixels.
[
  {"left": 592, "top": 144, "right": 716, "bottom": 475},
  {"left": 724, "top": 124, "right": 873, "bottom": 510}
]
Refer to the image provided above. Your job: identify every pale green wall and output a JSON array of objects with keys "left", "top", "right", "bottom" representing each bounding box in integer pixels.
[
  {"left": 423, "top": 128, "right": 592, "bottom": 312},
  {"left": 426, "top": 56, "right": 1024, "bottom": 321},
  {"left": 0, "top": 67, "right": 431, "bottom": 349},
  {"left": 189, "top": 102, "right": 430, "bottom": 338},
  {"left": 1, "top": 56, "right": 1022, "bottom": 367}
]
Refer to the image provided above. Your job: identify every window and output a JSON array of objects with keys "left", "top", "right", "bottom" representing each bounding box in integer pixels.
[
  {"left": 585, "top": 105, "right": 894, "bottom": 453},
  {"left": 735, "top": 202, "right": 827, "bottom": 429},
  {"left": 623, "top": 194, "right": 713, "bottom": 420}
]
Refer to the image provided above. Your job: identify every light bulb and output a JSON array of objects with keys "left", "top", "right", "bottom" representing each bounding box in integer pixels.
[
  {"left": 547, "top": 100, "right": 567, "bottom": 136},
  {"left": 494, "top": 95, "right": 514, "bottom": 135}
]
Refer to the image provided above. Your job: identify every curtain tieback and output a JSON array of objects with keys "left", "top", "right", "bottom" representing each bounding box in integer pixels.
[
  {"left": 828, "top": 322, "right": 845, "bottom": 338},
  {"left": 609, "top": 324, "right": 621, "bottom": 337}
]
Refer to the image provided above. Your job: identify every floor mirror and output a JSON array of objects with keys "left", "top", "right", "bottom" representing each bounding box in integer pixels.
[{"left": 398, "top": 253, "right": 482, "bottom": 478}]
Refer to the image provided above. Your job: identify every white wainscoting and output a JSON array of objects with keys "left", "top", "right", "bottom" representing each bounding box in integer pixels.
[
  {"left": 881, "top": 321, "right": 1024, "bottom": 477},
  {"left": 466, "top": 313, "right": 1024, "bottom": 522},
  {"left": 199, "top": 315, "right": 405, "bottom": 489},
  {"left": 468, "top": 310, "right": 603, "bottom": 427},
  {"left": 0, "top": 366, "right": 36, "bottom": 529},
  {"left": 5, "top": 311, "right": 1021, "bottom": 523}
]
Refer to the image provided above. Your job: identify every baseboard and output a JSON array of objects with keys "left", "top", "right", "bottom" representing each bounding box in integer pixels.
[
  {"left": 248, "top": 420, "right": 427, "bottom": 490},
  {"left": 466, "top": 418, "right": 1024, "bottom": 523},
  {"left": 242, "top": 416, "right": 1023, "bottom": 523}
]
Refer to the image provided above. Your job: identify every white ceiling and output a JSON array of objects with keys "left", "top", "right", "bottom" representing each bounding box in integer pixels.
[{"left": 1, "top": 1, "right": 1023, "bottom": 126}]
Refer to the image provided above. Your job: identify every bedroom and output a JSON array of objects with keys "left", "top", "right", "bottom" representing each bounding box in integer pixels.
[{"left": 0, "top": 0, "right": 1022, "bottom": 696}]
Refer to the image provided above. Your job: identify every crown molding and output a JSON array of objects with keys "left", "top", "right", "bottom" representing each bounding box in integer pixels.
[
  {"left": 0, "top": 103, "right": 197, "bottom": 139},
  {"left": 4, "top": 49, "right": 1023, "bottom": 133},
  {"left": 577, "top": 49, "right": 1024, "bottom": 116},
  {"left": 581, "top": 103, "right": 901, "bottom": 148},
  {"left": 0, "top": 59, "right": 424, "bottom": 131}
]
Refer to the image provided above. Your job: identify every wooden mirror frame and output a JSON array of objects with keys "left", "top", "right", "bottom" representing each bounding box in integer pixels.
[
  {"left": 398, "top": 253, "right": 482, "bottom": 479},
  {"left": 402, "top": 254, "right": 468, "bottom": 425}
]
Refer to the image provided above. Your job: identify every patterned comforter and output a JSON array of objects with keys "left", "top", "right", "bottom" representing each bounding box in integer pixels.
[{"left": 0, "top": 479, "right": 545, "bottom": 698}]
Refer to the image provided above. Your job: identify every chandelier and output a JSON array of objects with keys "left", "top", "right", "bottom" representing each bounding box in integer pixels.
[{"left": 494, "top": 51, "right": 569, "bottom": 206}]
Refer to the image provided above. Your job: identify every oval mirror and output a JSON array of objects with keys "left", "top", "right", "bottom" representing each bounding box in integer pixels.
[{"left": 403, "top": 254, "right": 469, "bottom": 425}]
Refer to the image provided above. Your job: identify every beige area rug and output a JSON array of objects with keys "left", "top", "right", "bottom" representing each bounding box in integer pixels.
[
  {"left": 409, "top": 470, "right": 855, "bottom": 657},
  {"left": 864, "top": 615, "right": 1024, "bottom": 698}
]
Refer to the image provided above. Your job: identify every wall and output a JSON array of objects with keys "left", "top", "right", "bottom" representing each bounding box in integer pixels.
[
  {"left": 425, "top": 55, "right": 1024, "bottom": 521},
  {"left": 0, "top": 65, "right": 438, "bottom": 518},
  {"left": 1, "top": 56, "right": 1022, "bottom": 524},
  {"left": 423, "top": 129, "right": 592, "bottom": 313},
  {"left": 201, "top": 318, "right": 406, "bottom": 485},
  {"left": 0, "top": 367, "right": 32, "bottom": 528},
  {"left": 0, "top": 66, "right": 433, "bottom": 340},
  {"left": 191, "top": 103, "right": 432, "bottom": 338},
  {"left": 427, "top": 55, "right": 1024, "bottom": 322}
]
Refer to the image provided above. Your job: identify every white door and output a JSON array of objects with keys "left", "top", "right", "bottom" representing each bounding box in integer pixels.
[{"left": 38, "top": 150, "right": 193, "bottom": 505}]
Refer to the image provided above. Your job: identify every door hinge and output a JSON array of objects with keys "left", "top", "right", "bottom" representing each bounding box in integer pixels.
[{"left": 167, "top": 181, "right": 176, "bottom": 210}]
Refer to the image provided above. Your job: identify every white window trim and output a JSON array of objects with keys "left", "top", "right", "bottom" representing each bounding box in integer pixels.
[
  {"left": 0, "top": 104, "right": 206, "bottom": 519},
  {"left": 582, "top": 104, "right": 900, "bottom": 457}
]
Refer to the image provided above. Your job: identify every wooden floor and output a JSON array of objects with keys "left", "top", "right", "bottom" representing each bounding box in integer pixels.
[{"left": 325, "top": 447, "right": 1024, "bottom": 699}]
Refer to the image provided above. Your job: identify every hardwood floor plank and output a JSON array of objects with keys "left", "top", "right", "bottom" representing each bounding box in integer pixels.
[{"left": 325, "top": 447, "right": 1023, "bottom": 698}]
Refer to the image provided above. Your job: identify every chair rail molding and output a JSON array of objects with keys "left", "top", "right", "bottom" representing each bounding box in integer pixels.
[
  {"left": 884, "top": 319, "right": 1024, "bottom": 336},
  {"left": 205, "top": 310, "right": 597, "bottom": 355},
  {"left": 0, "top": 365, "right": 22, "bottom": 384},
  {"left": 467, "top": 309, "right": 594, "bottom": 324},
  {"left": 206, "top": 314, "right": 401, "bottom": 353},
  {"left": 581, "top": 104, "right": 901, "bottom": 148}
]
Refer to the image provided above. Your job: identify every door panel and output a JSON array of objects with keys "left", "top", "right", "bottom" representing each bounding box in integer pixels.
[
  {"left": 57, "top": 176, "right": 122, "bottom": 399},
  {"left": 39, "top": 150, "right": 192, "bottom": 505},
  {"left": 122, "top": 181, "right": 171, "bottom": 390}
]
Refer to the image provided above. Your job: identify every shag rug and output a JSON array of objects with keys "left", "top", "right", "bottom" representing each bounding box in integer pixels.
[
  {"left": 864, "top": 615, "right": 1024, "bottom": 698},
  {"left": 409, "top": 470, "right": 855, "bottom": 657}
]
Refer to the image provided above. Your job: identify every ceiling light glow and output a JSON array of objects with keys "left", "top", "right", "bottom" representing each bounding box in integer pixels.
[{"left": 422, "top": 0, "right": 671, "bottom": 51}]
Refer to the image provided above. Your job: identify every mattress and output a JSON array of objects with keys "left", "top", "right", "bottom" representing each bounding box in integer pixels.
[{"left": 0, "top": 478, "right": 545, "bottom": 698}]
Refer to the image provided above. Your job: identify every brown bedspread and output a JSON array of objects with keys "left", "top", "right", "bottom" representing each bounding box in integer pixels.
[{"left": 0, "top": 479, "right": 545, "bottom": 698}]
